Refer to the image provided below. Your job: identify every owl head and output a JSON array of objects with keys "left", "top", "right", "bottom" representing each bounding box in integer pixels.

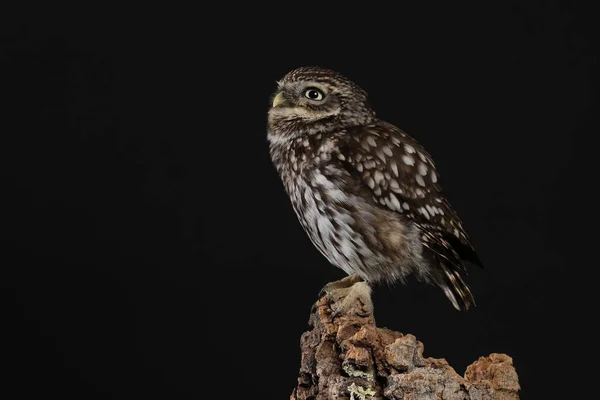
[{"left": 268, "top": 67, "right": 375, "bottom": 138}]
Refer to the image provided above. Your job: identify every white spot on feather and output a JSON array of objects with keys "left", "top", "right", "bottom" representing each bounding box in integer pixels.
[
  {"left": 390, "top": 162, "right": 399, "bottom": 177},
  {"left": 418, "top": 163, "right": 428, "bottom": 176},
  {"left": 415, "top": 175, "right": 426, "bottom": 187},
  {"left": 402, "top": 155, "right": 415, "bottom": 166},
  {"left": 383, "top": 146, "right": 393, "bottom": 157},
  {"left": 404, "top": 144, "right": 415, "bottom": 154},
  {"left": 384, "top": 197, "right": 393, "bottom": 209},
  {"left": 318, "top": 140, "right": 335, "bottom": 153},
  {"left": 390, "top": 183, "right": 404, "bottom": 195},
  {"left": 389, "top": 193, "right": 401, "bottom": 210},
  {"left": 367, "top": 136, "right": 377, "bottom": 147},
  {"left": 367, "top": 177, "right": 375, "bottom": 189},
  {"left": 364, "top": 160, "right": 376, "bottom": 169},
  {"left": 431, "top": 171, "right": 438, "bottom": 183}
]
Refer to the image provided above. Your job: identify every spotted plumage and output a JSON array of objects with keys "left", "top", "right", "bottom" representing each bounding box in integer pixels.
[{"left": 267, "top": 67, "right": 482, "bottom": 310}]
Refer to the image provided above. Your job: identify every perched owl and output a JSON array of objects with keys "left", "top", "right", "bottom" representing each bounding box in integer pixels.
[{"left": 267, "top": 67, "right": 482, "bottom": 312}]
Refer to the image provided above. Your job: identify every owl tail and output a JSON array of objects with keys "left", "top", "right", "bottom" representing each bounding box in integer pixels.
[{"left": 433, "top": 264, "right": 475, "bottom": 311}]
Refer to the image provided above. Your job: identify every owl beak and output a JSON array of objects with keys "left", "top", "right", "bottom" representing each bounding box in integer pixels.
[{"left": 272, "top": 92, "right": 286, "bottom": 108}]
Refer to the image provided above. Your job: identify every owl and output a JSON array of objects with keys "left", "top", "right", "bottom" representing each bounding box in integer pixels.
[{"left": 267, "top": 67, "right": 482, "bottom": 313}]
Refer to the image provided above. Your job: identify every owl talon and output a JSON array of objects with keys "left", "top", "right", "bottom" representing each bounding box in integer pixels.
[
  {"left": 356, "top": 306, "right": 374, "bottom": 318},
  {"left": 328, "top": 309, "right": 340, "bottom": 322},
  {"left": 318, "top": 287, "right": 327, "bottom": 300}
]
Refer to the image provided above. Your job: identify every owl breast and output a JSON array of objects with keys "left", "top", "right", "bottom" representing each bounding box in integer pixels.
[
  {"left": 269, "top": 133, "right": 422, "bottom": 283},
  {"left": 288, "top": 164, "right": 366, "bottom": 277}
]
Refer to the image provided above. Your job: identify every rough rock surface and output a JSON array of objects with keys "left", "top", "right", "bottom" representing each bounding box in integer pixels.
[{"left": 290, "top": 294, "right": 520, "bottom": 400}]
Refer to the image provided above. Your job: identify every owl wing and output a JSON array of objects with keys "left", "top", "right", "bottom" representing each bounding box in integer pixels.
[{"left": 337, "top": 121, "right": 482, "bottom": 269}]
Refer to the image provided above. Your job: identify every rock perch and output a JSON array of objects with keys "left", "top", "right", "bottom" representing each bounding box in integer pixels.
[{"left": 291, "top": 293, "right": 520, "bottom": 400}]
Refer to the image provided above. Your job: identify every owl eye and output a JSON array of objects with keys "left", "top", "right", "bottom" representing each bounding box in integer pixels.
[{"left": 304, "top": 88, "right": 325, "bottom": 101}]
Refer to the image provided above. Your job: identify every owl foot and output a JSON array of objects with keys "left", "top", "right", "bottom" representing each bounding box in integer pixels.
[
  {"left": 325, "top": 281, "right": 373, "bottom": 321},
  {"left": 318, "top": 274, "right": 364, "bottom": 299}
]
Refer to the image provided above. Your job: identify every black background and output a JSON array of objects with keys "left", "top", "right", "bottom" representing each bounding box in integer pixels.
[{"left": 1, "top": 2, "right": 597, "bottom": 399}]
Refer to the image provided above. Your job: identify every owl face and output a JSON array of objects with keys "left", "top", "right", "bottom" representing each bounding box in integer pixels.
[
  {"left": 268, "top": 67, "right": 376, "bottom": 137},
  {"left": 270, "top": 80, "right": 342, "bottom": 121}
]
